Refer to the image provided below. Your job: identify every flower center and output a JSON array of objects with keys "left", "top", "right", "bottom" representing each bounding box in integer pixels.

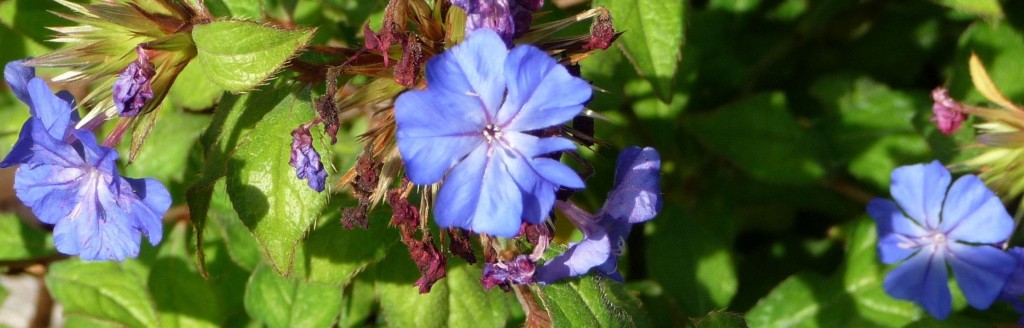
[
  {"left": 901, "top": 230, "right": 948, "bottom": 251},
  {"left": 483, "top": 124, "right": 502, "bottom": 142}
]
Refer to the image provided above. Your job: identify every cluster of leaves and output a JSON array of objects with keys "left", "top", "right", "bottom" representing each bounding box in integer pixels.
[{"left": 4, "top": 0, "right": 1024, "bottom": 326}]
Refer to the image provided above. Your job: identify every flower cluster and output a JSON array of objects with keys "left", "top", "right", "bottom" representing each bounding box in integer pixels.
[
  {"left": 868, "top": 161, "right": 1017, "bottom": 319},
  {"left": 2, "top": 60, "right": 170, "bottom": 261}
]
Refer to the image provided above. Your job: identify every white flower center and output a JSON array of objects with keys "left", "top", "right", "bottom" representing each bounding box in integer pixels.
[{"left": 483, "top": 124, "right": 502, "bottom": 142}]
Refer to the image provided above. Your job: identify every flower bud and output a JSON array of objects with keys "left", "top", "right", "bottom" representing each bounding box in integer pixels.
[
  {"left": 289, "top": 124, "right": 328, "bottom": 192},
  {"left": 112, "top": 47, "right": 156, "bottom": 118},
  {"left": 931, "top": 87, "right": 967, "bottom": 135}
]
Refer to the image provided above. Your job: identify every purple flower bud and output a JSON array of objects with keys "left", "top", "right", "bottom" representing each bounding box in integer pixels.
[
  {"left": 289, "top": 124, "right": 328, "bottom": 192},
  {"left": 113, "top": 47, "right": 156, "bottom": 118},
  {"left": 585, "top": 10, "right": 616, "bottom": 51},
  {"left": 931, "top": 87, "right": 967, "bottom": 135},
  {"left": 481, "top": 255, "right": 536, "bottom": 291},
  {"left": 454, "top": 0, "right": 543, "bottom": 46}
]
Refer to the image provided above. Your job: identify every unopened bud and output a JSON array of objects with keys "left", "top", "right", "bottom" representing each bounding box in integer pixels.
[
  {"left": 289, "top": 124, "right": 328, "bottom": 192},
  {"left": 931, "top": 87, "right": 967, "bottom": 135},
  {"left": 113, "top": 47, "right": 156, "bottom": 117}
]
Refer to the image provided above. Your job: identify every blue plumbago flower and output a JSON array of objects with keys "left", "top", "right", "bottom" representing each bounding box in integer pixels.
[
  {"left": 112, "top": 47, "right": 155, "bottom": 118},
  {"left": 395, "top": 29, "right": 589, "bottom": 237},
  {"left": 3, "top": 60, "right": 170, "bottom": 261},
  {"left": 453, "top": 0, "right": 544, "bottom": 46},
  {"left": 289, "top": 123, "right": 328, "bottom": 192},
  {"left": 867, "top": 161, "right": 1016, "bottom": 319},
  {"left": 535, "top": 147, "right": 662, "bottom": 284}
]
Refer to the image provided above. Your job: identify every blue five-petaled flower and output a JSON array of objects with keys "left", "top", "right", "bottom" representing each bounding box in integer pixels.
[
  {"left": 2, "top": 60, "right": 170, "bottom": 261},
  {"left": 867, "top": 161, "right": 1017, "bottom": 319},
  {"left": 535, "top": 146, "right": 662, "bottom": 283},
  {"left": 394, "top": 29, "right": 590, "bottom": 237}
]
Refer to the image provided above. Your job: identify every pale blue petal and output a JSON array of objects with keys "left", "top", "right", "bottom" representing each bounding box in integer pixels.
[
  {"left": 890, "top": 161, "right": 949, "bottom": 230},
  {"left": 948, "top": 243, "right": 1016, "bottom": 310},
  {"left": 533, "top": 158, "right": 584, "bottom": 189},
  {"left": 435, "top": 145, "right": 523, "bottom": 237},
  {"left": 877, "top": 234, "right": 918, "bottom": 264},
  {"left": 425, "top": 30, "right": 507, "bottom": 118},
  {"left": 941, "top": 175, "right": 1014, "bottom": 244},
  {"left": 535, "top": 232, "right": 612, "bottom": 284},
  {"left": 0, "top": 120, "right": 35, "bottom": 167},
  {"left": 398, "top": 135, "right": 483, "bottom": 185},
  {"left": 498, "top": 142, "right": 554, "bottom": 224},
  {"left": 123, "top": 177, "right": 170, "bottom": 246},
  {"left": 74, "top": 130, "right": 119, "bottom": 173},
  {"left": 27, "top": 78, "right": 73, "bottom": 141},
  {"left": 13, "top": 164, "right": 87, "bottom": 225},
  {"left": 602, "top": 147, "right": 661, "bottom": 223},
  {"left": 394, "top": 90, "right": 487, "bottom": 137},
  {"left": 883, "top": 249, "right": 951, "bottom": 319},
  {"left": 4, "top": 60, "right": 34, "bottom": 105},
  {"left": 498, "top": 44, "right": 590, "bottom": 131}
]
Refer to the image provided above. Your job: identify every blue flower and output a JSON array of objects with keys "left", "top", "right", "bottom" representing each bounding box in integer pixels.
[
  {"left": 999, "top": 247, "right": 1024, "bottom": 323},
  {"left": 867, "top": 161, "right": 1016, "bottom": 319},
  {"left": 3, "top": 60, "right": 170, "bottom": 261},
  {"left": 535, "top": 147, "right": 661, "bottom": 284},
  {"left": 289, "top": 123, "right": 327, "bottom": 192},
  {"left": 394, "top": 29, "right": 589, "bottom": 237}
]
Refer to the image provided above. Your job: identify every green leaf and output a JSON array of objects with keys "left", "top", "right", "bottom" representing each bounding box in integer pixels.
[
  {"left": 592, "top": 0, "right": 685, "bottom": 102},
  {"left": 293, "top": 210, "right": 396, "bottom": 285},
  {"left": 244, "top": 264, "right": 343, "bottom": 328},
  {"left": 203, "top": 0, "right": 264, "bottom": 19},
  {"left": 685, "top": 92, "right": 826, "bottom": 185},
  {"left": 746, "top": 219, "right": 924, "bottom": 327},
  {"left": 186, "top": 80, "right": 290, "bottom": 274},
  {"left": 0, "top": 93, "right": 30, "bottom": 157},
  {"left": 646, "top": 207, "right": 736, "bottom": 317},
  {"left": 150, "top": 223, "right": 225, "bottom": 328},
  {"left": 167, "top": 61, "right": 225, "bottom": 110},
  {"left": 376, "top": 248, "right": 514, "bottom": 327},
  {"left": 192, "top": 20, "right": 314, "bottom": 92},
  {"left": 46, "top": 260, "right": 160, "bottom": 328},
  {"left": 207, "top": 180, "right": 263, "bottom": 271},
  {"left": 935, "top": 0, "right": 1003, "bottom": 19},
  {"left": 811, "top": 75, "right": 931, "bottom": 188},
  {"left": 0, "top": 213, "right": 55, "bottom": 260},
  {"left": 532, "top": 272, "right": 652, "bottom": 327},
  {"left": 226, "top": 86, "right": 327, "bottom": 275}
]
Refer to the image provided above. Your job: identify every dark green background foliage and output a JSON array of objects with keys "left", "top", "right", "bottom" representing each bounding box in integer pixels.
[{"left": 1, "top": 0, "right": 1022, "bottom": 326}]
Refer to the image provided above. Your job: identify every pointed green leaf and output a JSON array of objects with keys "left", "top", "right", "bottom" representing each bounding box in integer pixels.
[
  {"left": 46, "top": 260, "right": 160, "bottom": 328},
  {"left": 0, "top": 213, "right": 55, "bottom": 260},
  {"left": 225, "top": 86, "right": 327, "bottom": 275},
  {"left": 592, "top": 0, "right": 685, "bottom": 102},
  {"left": 192, "top": 20, "right": 314, "bottom": 92},
  {"left": 532, "top": 273, "right": 652, "bottom": 328},
  {"left": 244, "top": 264, "right": 343, "bottom": 328}
]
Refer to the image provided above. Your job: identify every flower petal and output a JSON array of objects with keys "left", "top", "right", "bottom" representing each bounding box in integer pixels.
[
  {"left": 398, "top": 134, "right": 483, "bottom": 185},
  {"left": 4, "top": 59, "right": 34, "bottom": 105},
  {"left": 13, "top": 164, "right": 87, "bottom": 225},
  {"left": 889, "top": 161, "right": 950, "bottom": 230},
  {"left": 424, "top": 29, "right": 507, "bottom": 119},
  {"left": 941, "top": 175, "right": 1014, "bottom": 244},
  {"left": 395, "top": 89, "right": 487, "bottom": 137},
  {"left": 123, "top": 177, "right": 170, "bottom": 246},
  {"left": 533, "top": 158, "right": 584, "bottom": 189},
  {"left": 947, "top": 243, "right": 1016, "bottom": 310},
  {"left": 27, "top": 78, "right": 74, "bottom": 141},
  {"left": 0, "top": 120, "right": 35, "bottom": 168},
  {"left": 434, "top": 145, "right": 523, "bottom": 237},
  {"left": 535, "top": 232, "right": 613, "bottom": 284},
  {"left": 883, "top": 249, "right": 952, "bottom": 319},
  {"left": 877, "top": 234, "right": 918, "bottom": 265},
  {"left": 498, "top": 44, "right": 591, "bottom": 131},
  {"left": 602, "top": 147, "right": 661, "bottom": 223}
]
